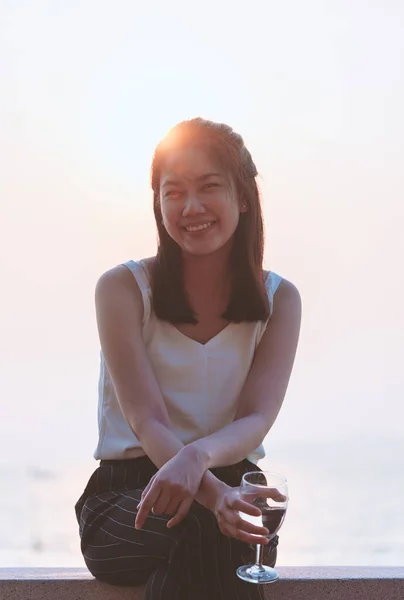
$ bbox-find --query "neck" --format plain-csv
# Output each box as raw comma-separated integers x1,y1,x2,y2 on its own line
182,244,232,294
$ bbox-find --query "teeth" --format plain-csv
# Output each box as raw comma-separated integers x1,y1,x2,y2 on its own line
185,221,215,232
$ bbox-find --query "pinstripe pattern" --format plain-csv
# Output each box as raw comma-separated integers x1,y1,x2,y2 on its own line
75,456,279,600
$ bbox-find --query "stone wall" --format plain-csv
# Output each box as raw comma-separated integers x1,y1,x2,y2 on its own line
1,567,403,600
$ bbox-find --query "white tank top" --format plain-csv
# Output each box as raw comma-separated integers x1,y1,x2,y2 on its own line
94,259,282,465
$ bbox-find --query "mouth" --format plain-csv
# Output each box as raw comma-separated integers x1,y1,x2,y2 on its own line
183,220,216,234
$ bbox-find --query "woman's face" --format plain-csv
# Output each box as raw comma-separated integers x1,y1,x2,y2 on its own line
159,144,245,256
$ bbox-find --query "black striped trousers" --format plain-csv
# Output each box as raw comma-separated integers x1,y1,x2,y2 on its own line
75,456,279,600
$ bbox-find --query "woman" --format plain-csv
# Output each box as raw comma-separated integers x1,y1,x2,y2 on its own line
75,118,302,600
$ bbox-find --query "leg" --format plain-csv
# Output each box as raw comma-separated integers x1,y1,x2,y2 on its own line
176,502,279,600
76,461,194,598
78,487,278,600
79,487,178,585
76,458,279,599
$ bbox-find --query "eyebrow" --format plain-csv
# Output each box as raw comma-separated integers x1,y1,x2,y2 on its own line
161,173,222,188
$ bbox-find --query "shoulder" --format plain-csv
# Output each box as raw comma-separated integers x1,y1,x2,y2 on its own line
270,277,302,322
263,270,300,312
95,257,155,316
95,264,138,298
96,257,156,292
254,276,301,358
263,268,300,306
94,267,142,328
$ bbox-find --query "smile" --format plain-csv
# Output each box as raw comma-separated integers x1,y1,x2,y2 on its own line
184,221,216,233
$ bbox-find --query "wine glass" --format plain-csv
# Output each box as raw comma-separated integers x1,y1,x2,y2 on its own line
236,471,288,584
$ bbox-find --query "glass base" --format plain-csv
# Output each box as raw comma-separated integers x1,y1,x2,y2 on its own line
237,564,279,584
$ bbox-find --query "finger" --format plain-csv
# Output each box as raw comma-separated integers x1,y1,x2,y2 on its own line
229,498,262,516
166,497,193,529
164,497,182,516
221,524,269,546
140,475,156,500
220,509,268,536
152,490,173,515
243,488,288,503
135,487,161,529
237,516,269,536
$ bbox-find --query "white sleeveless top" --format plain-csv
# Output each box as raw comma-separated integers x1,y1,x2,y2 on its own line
94,260,282,465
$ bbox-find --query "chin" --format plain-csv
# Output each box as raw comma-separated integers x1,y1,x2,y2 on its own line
182,239,231,257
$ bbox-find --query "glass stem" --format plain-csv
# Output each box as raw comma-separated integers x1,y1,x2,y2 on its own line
254,544,265,570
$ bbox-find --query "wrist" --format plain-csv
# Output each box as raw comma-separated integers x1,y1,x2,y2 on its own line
200,473,229,512
181,442,210,471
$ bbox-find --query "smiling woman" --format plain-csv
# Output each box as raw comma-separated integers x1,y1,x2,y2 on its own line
74,117,302,600
151,119,270,326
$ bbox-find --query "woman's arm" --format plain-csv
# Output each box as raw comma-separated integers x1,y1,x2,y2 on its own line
188,278,302,468
95,266,224,509
95,266,185,465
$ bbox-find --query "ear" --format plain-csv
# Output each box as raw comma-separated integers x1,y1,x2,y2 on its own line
240,202,248,213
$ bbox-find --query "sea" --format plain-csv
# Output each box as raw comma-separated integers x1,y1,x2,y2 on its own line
1,435,403,568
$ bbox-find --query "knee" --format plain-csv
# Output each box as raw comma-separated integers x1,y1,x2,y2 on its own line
83,550,151,587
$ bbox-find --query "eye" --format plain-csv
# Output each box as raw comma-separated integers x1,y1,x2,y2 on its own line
202,183,219,191
165,190,182,199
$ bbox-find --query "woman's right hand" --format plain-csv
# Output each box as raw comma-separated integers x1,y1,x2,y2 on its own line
135,445,209,530
213,487,270,546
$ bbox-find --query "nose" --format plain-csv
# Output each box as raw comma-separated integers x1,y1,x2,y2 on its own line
182,194,206,217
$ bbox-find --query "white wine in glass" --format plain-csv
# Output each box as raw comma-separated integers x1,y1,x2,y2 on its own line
237,471,288,584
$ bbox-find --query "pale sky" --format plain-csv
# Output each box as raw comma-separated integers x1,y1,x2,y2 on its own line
1,1,403,464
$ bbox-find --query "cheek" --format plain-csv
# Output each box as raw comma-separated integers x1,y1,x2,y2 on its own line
220,199,241,229
160,202,180,233
228,213,241,236
159,199,170,221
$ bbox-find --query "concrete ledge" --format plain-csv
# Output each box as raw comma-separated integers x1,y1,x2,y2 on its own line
1,567,404,600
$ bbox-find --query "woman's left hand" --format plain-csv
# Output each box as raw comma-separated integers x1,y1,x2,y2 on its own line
135,445,208,530
213,485,286,545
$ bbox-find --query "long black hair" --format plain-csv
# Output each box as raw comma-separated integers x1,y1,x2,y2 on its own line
150,118,270,324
